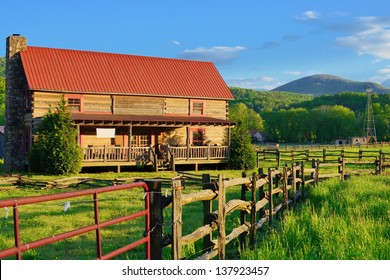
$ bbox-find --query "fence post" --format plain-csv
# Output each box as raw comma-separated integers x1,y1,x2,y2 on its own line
258,168,266,219
239,171,247,249
323,148,326,163
202,174,214,252
314,160,320,185
338,157,345,181
301,161,306,202
249,172,257,248
282,167,289,210
379,150,384,175
268,168,274,229
277,150,281,168
217,174,226,260
171,179,183,260
311,159,317,186
291,163,297,206
145,179,163,260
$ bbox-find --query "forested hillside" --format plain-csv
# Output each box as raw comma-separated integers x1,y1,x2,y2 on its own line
229,87,313,112
271,74,390,96
229,87,390,143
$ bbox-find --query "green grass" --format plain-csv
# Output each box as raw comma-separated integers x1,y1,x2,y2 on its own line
241,175,390,260
1,158,389,260
0,169,247,260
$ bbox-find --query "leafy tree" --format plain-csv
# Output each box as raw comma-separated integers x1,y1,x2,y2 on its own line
229,103,264,131
0,57,5,78
29,95,82,174
311,105,356,142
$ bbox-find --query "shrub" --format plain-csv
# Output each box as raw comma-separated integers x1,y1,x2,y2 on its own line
229,125,256,170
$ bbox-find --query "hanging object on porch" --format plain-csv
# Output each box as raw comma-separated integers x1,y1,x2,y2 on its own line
96,128,116,138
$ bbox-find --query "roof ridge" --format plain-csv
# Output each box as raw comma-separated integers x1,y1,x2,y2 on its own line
25,45,214,64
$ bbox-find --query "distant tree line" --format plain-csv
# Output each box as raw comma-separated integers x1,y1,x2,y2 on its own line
229,88,390,143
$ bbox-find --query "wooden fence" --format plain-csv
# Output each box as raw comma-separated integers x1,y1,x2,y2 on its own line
257,148,389,175
146,156,367,260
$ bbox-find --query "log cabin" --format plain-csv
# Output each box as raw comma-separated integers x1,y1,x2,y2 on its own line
4,35,235,172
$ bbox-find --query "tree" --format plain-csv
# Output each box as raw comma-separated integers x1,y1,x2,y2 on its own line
228,103,257,169
29,95,83,174
229,125,256,170
229,103,264,131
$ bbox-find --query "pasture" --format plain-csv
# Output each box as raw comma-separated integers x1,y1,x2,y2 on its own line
241,175,390,260
0,145,389,260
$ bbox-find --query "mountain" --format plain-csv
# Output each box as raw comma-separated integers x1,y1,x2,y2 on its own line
271,74,390,96
381,79,390,88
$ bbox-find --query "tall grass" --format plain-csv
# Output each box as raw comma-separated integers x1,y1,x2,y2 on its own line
241,175,390,260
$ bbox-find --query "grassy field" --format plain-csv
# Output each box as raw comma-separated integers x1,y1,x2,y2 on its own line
0,146,389,260
241,175,390,260
0,169,246,260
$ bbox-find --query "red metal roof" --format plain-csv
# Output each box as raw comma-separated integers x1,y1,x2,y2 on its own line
20,46,234,100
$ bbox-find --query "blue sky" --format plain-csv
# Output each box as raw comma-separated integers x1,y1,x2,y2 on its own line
2,0,390,90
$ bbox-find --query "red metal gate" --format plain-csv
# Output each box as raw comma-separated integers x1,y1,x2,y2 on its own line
0,182,151,260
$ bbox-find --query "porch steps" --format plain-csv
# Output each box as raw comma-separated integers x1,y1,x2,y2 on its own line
156,159,172,172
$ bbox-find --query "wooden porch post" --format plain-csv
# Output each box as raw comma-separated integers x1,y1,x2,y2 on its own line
76,125,81,145
128,125,132,162
186,127,190,160
227,127,231,159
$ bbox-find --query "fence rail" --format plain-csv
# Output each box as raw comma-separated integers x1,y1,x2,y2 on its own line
1,154,388,260
257,148,389,174
0,182,151,260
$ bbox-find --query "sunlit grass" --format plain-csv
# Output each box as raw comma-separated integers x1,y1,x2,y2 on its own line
241,175,390,260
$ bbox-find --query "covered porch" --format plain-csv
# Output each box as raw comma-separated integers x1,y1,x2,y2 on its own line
73,113,234,172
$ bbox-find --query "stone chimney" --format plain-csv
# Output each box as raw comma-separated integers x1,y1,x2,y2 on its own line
6,34,27,59
4,34,28,172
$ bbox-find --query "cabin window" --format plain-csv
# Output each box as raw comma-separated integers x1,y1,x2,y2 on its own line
191,128,206,146
131,135,149,147
191,100,205,115
67,98,81,112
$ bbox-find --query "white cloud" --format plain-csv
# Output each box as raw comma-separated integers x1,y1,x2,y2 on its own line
336,16,390,59
284,71,303,76
172,40,181,46
369,66,390,84
378,68,390,75
179,46,246,64
294,10,320,21
225,76,278,90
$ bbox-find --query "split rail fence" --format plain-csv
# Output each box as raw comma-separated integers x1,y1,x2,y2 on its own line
152,158,353,260
1,156,387,260
257,148,389,175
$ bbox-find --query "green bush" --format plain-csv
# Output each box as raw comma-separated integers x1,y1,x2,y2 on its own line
29,96,82,175
229,125,256,170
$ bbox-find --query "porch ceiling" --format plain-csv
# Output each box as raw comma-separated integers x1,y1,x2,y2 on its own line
72,113,235,127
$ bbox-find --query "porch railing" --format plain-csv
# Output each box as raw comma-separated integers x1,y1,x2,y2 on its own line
82,145,229,162
169,145,229,160
83,146,150,162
